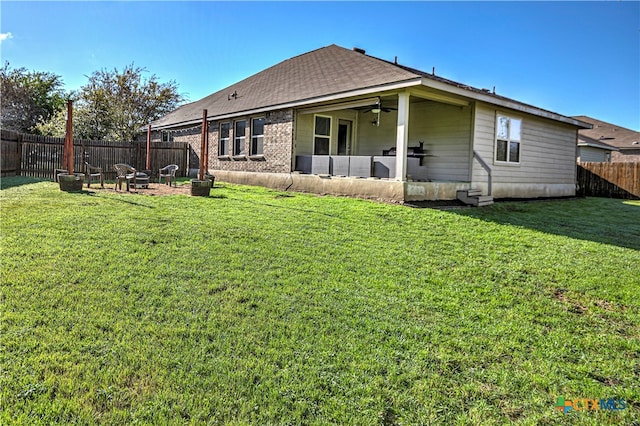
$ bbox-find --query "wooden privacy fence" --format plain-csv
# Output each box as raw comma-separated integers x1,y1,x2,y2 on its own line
1,130,188,180
577,162,640,199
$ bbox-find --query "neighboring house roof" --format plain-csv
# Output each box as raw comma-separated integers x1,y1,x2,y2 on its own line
152,44,590,130
577,134,619,151
573,115,640,150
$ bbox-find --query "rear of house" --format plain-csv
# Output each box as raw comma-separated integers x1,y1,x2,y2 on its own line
151,45,589,202
574,116,640,163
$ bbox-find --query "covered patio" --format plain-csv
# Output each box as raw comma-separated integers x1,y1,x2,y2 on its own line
293,89,477,188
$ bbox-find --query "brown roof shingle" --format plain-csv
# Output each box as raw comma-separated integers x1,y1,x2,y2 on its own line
152,45,420,128
573,115,640,149
153,44,589,130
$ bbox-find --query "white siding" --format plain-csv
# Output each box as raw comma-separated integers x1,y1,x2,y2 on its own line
295,113,314,155
472,102,578,194
295,110,358,156
578,147,608,163
356,110,398,155
408,101,472,181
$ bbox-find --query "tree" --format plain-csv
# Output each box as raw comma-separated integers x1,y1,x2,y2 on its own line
0,62,66,133
74,64,185,141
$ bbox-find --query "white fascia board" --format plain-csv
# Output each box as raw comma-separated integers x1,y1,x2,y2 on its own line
577,141,620,151
419,77,590,128
152,79,424,130
407,87,469,107
297,97,380,115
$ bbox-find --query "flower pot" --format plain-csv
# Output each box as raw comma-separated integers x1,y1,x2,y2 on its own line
58,173,85,192
190,179,211,197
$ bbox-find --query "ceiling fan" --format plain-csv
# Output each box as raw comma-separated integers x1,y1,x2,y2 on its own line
362,97,397,114
363,97,397,126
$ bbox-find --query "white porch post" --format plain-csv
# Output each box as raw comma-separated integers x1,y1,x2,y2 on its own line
395,91,410,181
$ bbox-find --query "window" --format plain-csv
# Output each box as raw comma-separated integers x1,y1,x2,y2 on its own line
234,120,246,156
314,115,331,155
250,117,265,156
219,122,230,155
161,131,173,142
495,115,522,163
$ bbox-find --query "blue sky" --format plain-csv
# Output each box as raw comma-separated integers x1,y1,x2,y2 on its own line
2,1,639,130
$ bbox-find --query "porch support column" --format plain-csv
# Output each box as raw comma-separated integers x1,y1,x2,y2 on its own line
395,91,410,181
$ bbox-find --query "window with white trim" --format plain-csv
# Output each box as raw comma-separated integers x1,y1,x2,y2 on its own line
219,122,230,155
234,120,247,156
495,115,521,163
250,117,265,156
314,115,331,155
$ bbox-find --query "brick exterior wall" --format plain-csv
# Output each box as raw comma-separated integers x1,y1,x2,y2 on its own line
611,149,640,163
167,109,294,175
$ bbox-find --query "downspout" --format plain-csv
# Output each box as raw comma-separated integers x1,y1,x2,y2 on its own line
473,150,492,196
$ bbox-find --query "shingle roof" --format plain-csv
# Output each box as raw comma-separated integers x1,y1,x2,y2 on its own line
152,45,421,129
577,134,619,151
152,44,589,130
573,116,640,149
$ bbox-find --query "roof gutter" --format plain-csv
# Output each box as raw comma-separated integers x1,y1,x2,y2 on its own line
578,140,620,151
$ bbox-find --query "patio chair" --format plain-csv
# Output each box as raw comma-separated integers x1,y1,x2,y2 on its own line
113,163,136,191
85,162,104,188
159,164,179,187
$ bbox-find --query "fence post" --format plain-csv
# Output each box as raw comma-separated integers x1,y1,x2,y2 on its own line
183,143,188,177
16,133,23,176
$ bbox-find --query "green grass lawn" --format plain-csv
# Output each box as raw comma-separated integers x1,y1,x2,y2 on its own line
1,176,638,425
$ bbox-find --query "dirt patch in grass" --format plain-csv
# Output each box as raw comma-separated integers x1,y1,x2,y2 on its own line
552,288,588,314
89,182,192,196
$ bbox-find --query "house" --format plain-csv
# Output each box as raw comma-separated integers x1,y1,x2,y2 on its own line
573,116,640,163
151,44,591,203
576,135,618,163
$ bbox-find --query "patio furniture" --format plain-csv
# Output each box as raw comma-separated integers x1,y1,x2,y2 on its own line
113,163,136,191
129,172,150,189
159,164,179,187
84,162,104,188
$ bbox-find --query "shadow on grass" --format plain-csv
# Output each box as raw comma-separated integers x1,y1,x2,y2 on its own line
100,193,156,208
229,197,345,219
0,176,49,190
449,197,640,251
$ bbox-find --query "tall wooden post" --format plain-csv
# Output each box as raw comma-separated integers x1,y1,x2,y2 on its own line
63,99,74,174
199,109,208,181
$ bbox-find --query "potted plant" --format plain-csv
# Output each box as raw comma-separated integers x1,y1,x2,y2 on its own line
191,108,213,197
58,173,85,192
59,99,84,192
190,178,212,197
